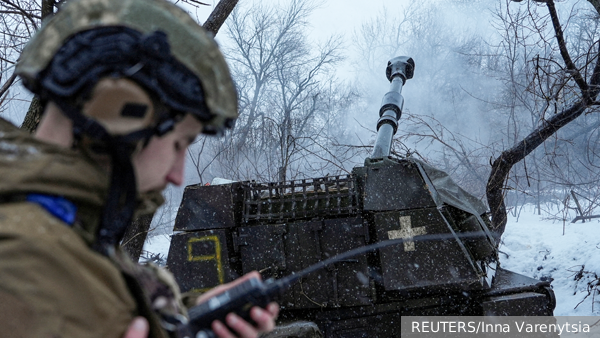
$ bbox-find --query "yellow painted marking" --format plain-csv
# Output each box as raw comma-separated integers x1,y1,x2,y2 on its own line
387,216,426,252
187,235,225,292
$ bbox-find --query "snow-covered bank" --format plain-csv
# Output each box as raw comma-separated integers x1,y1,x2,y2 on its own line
141,234,172,266
500,205,600,316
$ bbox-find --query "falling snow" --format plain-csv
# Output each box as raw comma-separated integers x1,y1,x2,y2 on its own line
144,203,600,315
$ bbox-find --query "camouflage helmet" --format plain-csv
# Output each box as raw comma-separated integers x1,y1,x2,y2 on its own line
16,0,239,251
16,0,238,135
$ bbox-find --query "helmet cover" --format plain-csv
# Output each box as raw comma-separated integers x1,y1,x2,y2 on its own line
17,0,238,134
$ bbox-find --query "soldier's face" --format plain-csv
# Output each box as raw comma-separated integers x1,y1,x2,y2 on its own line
132,114,203,192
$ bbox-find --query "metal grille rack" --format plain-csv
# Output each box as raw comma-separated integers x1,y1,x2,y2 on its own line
242,174,358,223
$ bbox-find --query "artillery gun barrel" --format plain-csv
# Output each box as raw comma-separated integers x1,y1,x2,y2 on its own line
370,56,414,159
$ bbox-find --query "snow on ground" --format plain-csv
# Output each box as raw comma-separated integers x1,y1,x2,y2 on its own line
500,204,600,316
144,203,600,315
141,234,172,266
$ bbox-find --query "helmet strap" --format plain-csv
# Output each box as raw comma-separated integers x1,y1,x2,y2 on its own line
94,136,138,255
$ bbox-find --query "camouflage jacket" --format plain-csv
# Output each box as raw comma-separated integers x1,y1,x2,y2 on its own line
0,118,183,338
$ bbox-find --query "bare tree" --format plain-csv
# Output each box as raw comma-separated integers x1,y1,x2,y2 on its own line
224,0,318,149
0,0,48,117
192,0,358,184
0,0,58,132
486,0,600,241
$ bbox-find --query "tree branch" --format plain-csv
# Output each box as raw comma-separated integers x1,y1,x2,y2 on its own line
0,72,17,99
547,0,591,103
182,0,210,6
0,10,40,18
203,0,239,36
486,50,600,241
587,0,600,14
19,0,54,134
485,1,600,242
0,0,39,30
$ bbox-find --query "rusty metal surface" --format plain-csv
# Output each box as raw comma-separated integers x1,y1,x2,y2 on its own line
173,183,243,231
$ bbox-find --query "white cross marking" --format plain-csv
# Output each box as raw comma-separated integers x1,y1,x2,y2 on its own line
387,216,427,252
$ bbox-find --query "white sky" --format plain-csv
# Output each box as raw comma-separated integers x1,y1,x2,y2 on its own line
180,0,405,44
301,0,403,37
185,0,401,27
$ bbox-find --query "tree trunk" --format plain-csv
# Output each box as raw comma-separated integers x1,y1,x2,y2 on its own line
486,0,600,243
20,96,43,133
202,0,239,35
487,75,600,242
121,213,154,261
41,0,54,19
20,0,55,133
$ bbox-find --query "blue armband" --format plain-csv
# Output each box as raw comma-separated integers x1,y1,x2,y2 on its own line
26,193,77,225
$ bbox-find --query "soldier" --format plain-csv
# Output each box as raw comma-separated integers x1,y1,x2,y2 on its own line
0,0,278,337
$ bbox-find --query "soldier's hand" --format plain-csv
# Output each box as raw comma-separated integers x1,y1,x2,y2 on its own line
123,317,149,338
196,271,280,338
